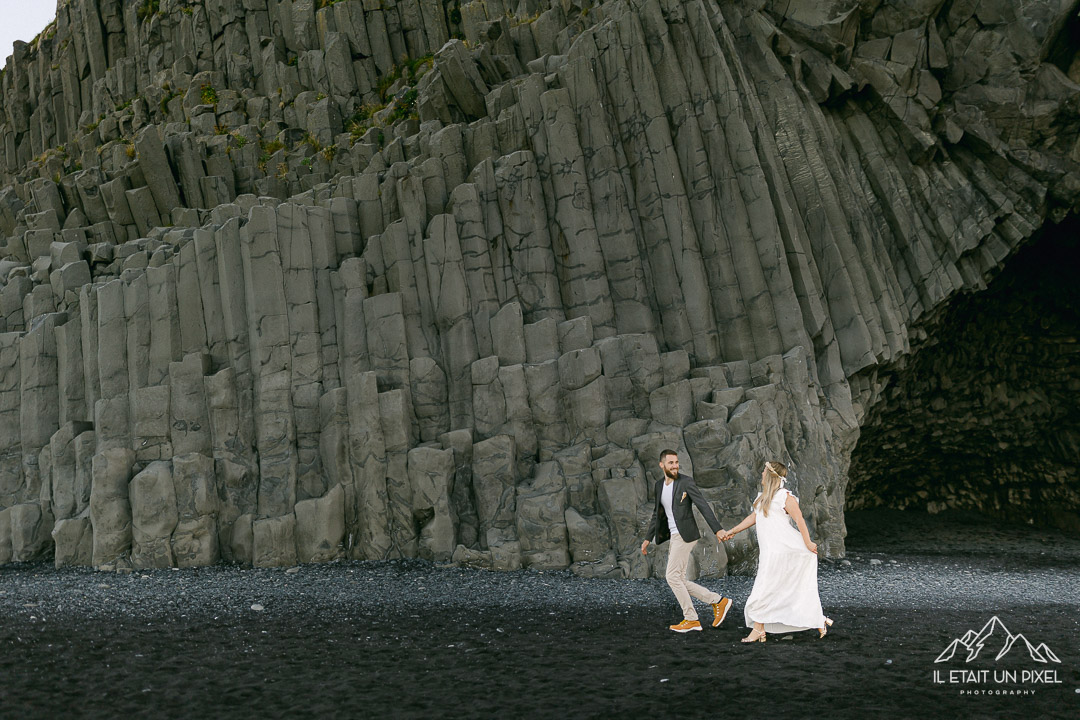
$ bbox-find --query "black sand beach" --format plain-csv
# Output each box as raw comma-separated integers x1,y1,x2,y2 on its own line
2,510,1078,719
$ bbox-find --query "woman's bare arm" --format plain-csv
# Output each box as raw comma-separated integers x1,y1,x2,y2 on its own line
785,494,817,554
723,512,757,540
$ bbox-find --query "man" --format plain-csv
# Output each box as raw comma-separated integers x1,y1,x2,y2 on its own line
641,449,732,633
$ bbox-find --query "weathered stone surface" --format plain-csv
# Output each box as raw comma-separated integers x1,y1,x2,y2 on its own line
173,515,219,569
252,514,298,568
558,317,593,354
451,543,492,570
89,447,135,567
438,428,478,548
524,359,568,458
295,484,345,563
597,334,663,418
472,434,517,548
433,39,489,121
73,430,95,516
515,462,569,569
557,347,601,391
597,474,649,579
319,387,351,491
55,318,87,426
559,443,598,514
346,371,391,560
133,385,171,463
49,420,93,521
564,506,612,564
10,503,53,561
228,514,255,566
50,261,91,300
566,376,608,446
242,206,297,518
171,453,219,567
0,0,1076,574
490,302,526,365
0,508,10,564
407,445,456,561
727,400,762,437
363,292,410,390
95,280,129,451
204,366,257,547
169,353,213,456
409,357,449,442
381,388,418,558
129,461,178,569
494,151,564,323
135,126,182,218
52,516,93,567
126,187,163,237
20,313,63,453
524,317,559,364
682,420,734,490
649,381,694,428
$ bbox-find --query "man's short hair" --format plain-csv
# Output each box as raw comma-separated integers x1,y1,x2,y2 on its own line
659,449,678,461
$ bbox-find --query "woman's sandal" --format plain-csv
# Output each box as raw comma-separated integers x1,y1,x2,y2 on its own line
741,627,767,643
819,617,834,639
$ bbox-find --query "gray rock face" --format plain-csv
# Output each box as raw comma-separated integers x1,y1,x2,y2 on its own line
472,433,518,554
0,0,1076,572
295,484,345,563
89,448,135,567
52,516,93,567
515,461,569,569
10,503,53,561
0,508,10,564
171,453,219,568
564,506,611,564
407,445,456,561
129,461,178,569
253,514,298,568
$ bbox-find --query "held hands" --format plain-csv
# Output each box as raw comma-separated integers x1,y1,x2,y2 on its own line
717,529,735,542
641,540,650,556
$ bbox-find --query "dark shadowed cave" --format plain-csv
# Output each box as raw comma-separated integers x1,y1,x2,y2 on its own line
847,215,1080,530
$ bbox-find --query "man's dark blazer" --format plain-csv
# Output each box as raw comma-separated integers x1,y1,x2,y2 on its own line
645,473,723,545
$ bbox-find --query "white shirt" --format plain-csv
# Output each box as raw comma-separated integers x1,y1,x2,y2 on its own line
661,480,679,536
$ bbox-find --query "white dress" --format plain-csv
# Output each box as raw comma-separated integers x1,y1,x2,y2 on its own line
743,486,827,633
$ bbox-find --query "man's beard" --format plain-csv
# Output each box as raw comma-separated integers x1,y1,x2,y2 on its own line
664,467,678,480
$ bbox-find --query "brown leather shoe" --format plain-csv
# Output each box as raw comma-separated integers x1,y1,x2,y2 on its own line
669,619,702,633
711,597,732,627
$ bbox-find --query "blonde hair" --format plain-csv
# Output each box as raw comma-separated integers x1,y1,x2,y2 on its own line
753,461,788,517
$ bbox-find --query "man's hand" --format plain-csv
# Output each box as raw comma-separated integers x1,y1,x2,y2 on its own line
641,540,650,556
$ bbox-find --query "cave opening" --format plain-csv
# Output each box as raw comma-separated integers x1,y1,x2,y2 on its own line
846,214,1080,532
1048,5,1080,83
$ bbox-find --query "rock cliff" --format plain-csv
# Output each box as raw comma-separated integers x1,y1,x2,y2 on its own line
1,0,1077,574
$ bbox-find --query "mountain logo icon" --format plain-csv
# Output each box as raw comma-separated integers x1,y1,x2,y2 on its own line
935,616,1062,664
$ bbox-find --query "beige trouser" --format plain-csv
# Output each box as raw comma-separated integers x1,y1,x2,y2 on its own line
666,533,722,621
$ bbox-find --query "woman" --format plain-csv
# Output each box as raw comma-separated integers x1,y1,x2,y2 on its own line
722,461,832,643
